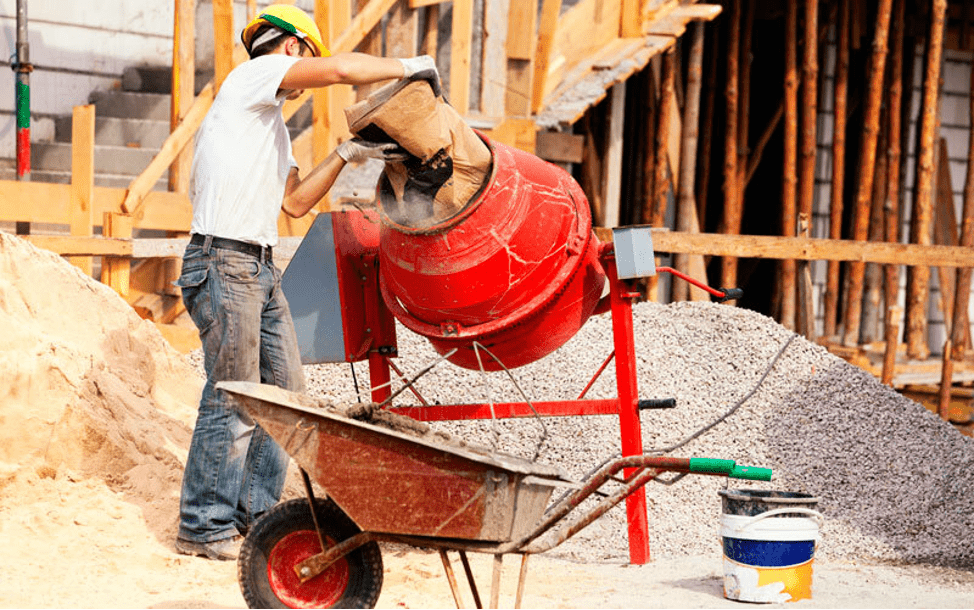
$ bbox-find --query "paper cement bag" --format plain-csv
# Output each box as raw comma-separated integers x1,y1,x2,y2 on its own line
345,76,492,229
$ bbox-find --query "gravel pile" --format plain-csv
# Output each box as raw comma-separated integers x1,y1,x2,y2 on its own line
189,301,974,568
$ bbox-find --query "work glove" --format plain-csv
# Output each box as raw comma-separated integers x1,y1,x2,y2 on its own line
398,55,443,97
336,138,409,164
398,55,437,79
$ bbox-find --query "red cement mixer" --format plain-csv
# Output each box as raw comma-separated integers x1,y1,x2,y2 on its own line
377,136,606,371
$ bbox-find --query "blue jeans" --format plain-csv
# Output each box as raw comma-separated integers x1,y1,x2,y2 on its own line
176,241,305,543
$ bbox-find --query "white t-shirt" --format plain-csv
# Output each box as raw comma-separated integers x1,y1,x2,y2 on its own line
189,54,302,248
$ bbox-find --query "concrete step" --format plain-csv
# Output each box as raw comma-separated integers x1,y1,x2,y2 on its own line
89,89,172,121
31,141,166,178
54,115,171,149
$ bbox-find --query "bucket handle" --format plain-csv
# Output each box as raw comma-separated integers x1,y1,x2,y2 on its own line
732,507,824,530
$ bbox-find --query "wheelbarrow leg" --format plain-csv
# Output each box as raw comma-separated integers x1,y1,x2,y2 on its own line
459,551,483,609
440,549,467,609
515,554,529,610
490,555,503,609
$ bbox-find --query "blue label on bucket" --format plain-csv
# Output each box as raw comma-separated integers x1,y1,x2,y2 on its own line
723,537,815,568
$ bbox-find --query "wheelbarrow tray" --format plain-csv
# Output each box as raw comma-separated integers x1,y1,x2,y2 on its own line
218,381,572,542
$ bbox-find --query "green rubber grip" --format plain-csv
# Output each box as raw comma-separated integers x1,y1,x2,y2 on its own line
689,458,736,475
729,465,773,481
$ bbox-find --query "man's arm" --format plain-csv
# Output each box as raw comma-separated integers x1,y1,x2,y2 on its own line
280,151,345,218
280,53,404,91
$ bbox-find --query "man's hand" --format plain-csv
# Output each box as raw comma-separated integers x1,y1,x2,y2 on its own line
336,138,409,164
398,55,437,79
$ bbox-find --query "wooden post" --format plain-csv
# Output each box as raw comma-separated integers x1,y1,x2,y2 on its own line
481,0,510,118
652,50,676,228
797,213,814,338
907,0,947,360
450,0,474,115
884,0,906,333
312,0,334,212
532,0,561,115
798,0,818,225
736,0,754,204
357,17,383,101
720,0,740,292
603,82,626,229
505,0,535,118
212,0,234,94
951,53,974,360
422,3,439,57
675,23,707,302
934,138,960,328
825,0,850,338
100,212,133,297
881,305,902,386
696,25,718,230
169,0,194,194
939,339,954,420
641,64,658,227
69,104,95,276
862,128,890,342
842,0,893,347
780,0,798,330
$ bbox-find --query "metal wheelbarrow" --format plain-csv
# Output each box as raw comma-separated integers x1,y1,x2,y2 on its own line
218,381,772,609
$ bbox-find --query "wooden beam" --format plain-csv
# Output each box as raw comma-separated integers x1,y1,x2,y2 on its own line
169,0,195,194
952,47,974,359
535,131,583,163
22,236,133,257
781,0,798,329
907,0,948,360
652,50,676,228
69,104,96,276
720,0,741,289
639,231,974,267
481,0,510,118
387,0,419,57
212,0,234,94
408,0,446,7
825,0,850,337
100,212,133,297
602,82,626,228
313,0,334,168
843,0,893,346
421,3,439,56
933,138,960,329
621,0,641,37
450,0,474,114
532,0,562,114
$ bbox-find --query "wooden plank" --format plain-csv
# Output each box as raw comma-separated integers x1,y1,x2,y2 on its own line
602,82,626,228
532,0,562,114
505,0,537,117
621,0,641,37
1,180,192,232
22,236,133,257
313,0,334,167
100,212,133,297
481,0,509,118
69,104,96,276
421,3,439,56
934,138,960,327
388,0,419,57
535,131,583,163
594,230,974,268
169,0,195,194
450,0,474,114
544,0,621,105
408,0,446,7
212,0,234,93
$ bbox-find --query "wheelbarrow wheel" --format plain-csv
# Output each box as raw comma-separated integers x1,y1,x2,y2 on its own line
238,497,383,609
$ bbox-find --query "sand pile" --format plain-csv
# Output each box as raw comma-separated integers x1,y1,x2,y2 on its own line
0,232,202,530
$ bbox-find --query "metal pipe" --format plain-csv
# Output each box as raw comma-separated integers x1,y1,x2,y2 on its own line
14,0,32,182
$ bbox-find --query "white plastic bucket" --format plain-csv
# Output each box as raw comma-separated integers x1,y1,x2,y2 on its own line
718,490,822,603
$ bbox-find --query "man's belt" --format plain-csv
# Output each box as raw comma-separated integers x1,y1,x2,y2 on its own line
190,234,272,261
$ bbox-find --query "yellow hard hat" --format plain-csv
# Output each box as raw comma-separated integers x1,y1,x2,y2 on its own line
241,4,329,58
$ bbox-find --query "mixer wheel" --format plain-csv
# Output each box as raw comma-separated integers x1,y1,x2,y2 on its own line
238,498,383,609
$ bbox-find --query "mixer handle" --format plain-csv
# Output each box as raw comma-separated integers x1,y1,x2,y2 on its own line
656,266,742,303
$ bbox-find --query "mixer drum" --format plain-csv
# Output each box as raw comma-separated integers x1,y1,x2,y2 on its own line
378,137,607,371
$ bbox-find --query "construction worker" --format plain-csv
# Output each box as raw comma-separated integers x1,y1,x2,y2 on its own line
174,4,434,561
